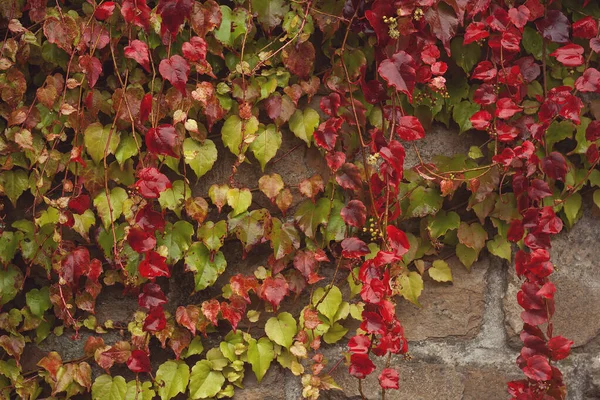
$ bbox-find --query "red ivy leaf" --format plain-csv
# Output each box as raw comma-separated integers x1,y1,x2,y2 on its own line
535,10,570,44
348,335,371,354
336,163,362,190
68,194,90,215
138,283,167,309
257,275,289,309
572,16,597,39
136,204,165,232
182,37,208,62
121,0,151,31
325,151,346,172
201,300,220,327
314,118,342,151
230,274,258,303
495,98,523,119
139,251,170,278
283,41,315,79
293,250,323,284
575,68,600,92
143,306,167,332
220,296,246,332
378,51,417,102
135,167,172,199
341,200,367,228
541,152,568,181
425,2,459,56
349,353,376,379
470,110,492,130
124,40,151,72
548,336,573,361
159,55,190,96
127,227,157,253
379,368,399,390
360,311,385,334
140,93,152,124
126,350,151,373
386,225,410,258
146,124,180,157
157,0,193,37
395,116,425,141
79,55,102,88
464,22,489,45
586,120,600,141
341,237,370,259
94,2,115,20
522,355,552,381
550,44,584,67
61,247,90,288
177,305,201,334
508,6,530,30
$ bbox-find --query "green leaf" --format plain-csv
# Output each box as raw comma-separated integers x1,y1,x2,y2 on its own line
0,265,23,307
265,312,297,349
184,336,204,359
0,169,29,207
546,121,574,151
249,124,282,171
323,322,348,344
84,123,120,164
92,375,127,400
486,235,512,261
427,211,460,239
468,146,484,160
197,221,228,252
125,381,155,400
563,192,582,228
456,243,479,270
72,209,96,240
35,207,59,227
183,138,218,179
94,187,128,230
158,180,190,217
185,242,227,292
457,222,488,252
428,260,453,282
407,187,443,218
226,188,252,216
221,115,259,155
398,271,423,306
594,189,600,209
0,231,21,266
271,218,300,260
323,199,346,243
26,287,51,317
452,101,479,134
252,0,289,31
451,37,481,73
228,209,271,253
156,360,190,400
214,6,248,47
294,198,330,238
115,133,140,166
157,221,194,264
247,337,274,383
522,26,543,60
312,286,342,324
288,108,319,146
189,360,225,399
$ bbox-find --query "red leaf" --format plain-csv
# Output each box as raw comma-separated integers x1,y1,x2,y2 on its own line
395,116,425,141
360,311,385,334
89,259,103,282
68,194,90,214
139,251,170,278
586,120,600,141
508,6,530,29
341,200,367,228
360,278,385,303
495,98,523,119
386,225,410,258
471,61,497,82
320,93,342,117
507,220,524,242
473,83,497,105
424,3,459,56
341,237,370,259
182,37,207,62
283,41,315,79
379,368,399,389
257,275,289,309
325,151,346,172
143,306,167,332
523,355,552,381
127,227,156,253
146,124,180,157
159,55,190,96
348,335,371,354
135,167,172,199
379,141,405,178
548,336,573,361
135,204,165,232
591,38,600,53
94,2,115,20
501,31,521,52
293,251,323,284
527,179,552,202
157,0,193,37
378,51,416,102
220,296,245,331
336,163,362,190
230,274,258,303
124,40,151,72
550,44,584,67
464,22,489,45
587,143,599,164
537,282,556,299
575,68,600,93
200,300,220,327
62,247,90,288
314,118,342,151
420,44,440,65
535,10,570,44
121,0,151,30
573,16,598,39
431,61,447,76
470,110,492,130
541,152,567,181
127,350,151,373
349,353,376,379
138,283,167,309
79,55,102,88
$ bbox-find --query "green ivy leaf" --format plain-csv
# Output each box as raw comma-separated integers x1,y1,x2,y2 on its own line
322,322,348,344
157,221,194,264
184,336,204,359
26,287,51,317
457,222,488,251
226,188,252,216
197,221,228,252
522,26,543,60
0,231,21,266
288,108,319,146
427,211,460,239
189,360,225,399
451,37,481,73
92,375,127,400
114,133,140,166
594,189,600,209
271,218,300,260
158,180,190,217
125,381,155,400
185,242,227,292
265,312,297,349
155,360,190,400
428,260,453,282
214,6,248,47
323,199,346,243
563,192,582,228
456,243,479,270
183,138,218,179
398,271,423,306
249,124,282,171
0,169,29,207
312,286,343,324
228,209,271,253
84,123,120,165
247,337,274,383
252,0,289,32
221,115,259,155
452,101,479,134
546,121,574,151
407,187,443,218
94,187,128,230
0,265,23,307
294,198,330,238
72,209,96,240
486,235,512,261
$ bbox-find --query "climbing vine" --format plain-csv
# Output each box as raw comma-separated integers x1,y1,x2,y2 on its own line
0,0,598,398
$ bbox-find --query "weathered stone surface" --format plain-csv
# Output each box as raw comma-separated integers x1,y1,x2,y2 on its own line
396,256,490,341
503,202,600,347
233,364,288,400
461,365,522,400
94,285,140,326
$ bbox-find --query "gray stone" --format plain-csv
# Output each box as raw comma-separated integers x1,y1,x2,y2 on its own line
396,256,490,341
